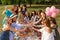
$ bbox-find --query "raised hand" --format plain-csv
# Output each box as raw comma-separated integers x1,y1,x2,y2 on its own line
2,24,10,31
16,31,20,36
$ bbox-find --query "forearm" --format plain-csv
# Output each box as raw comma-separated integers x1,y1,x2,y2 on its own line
21,24,31,27
2,10,5,15
19,27,27,32
33,19,41,25
32,27,39,32
9,27,18,32
2,25,19,32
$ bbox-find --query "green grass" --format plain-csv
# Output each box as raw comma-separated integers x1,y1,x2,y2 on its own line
0,5,60,32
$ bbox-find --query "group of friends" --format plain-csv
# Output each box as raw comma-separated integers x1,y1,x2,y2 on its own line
0,5,60,40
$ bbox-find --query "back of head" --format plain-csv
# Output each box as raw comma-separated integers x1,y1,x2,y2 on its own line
44,19,51,27
43,18,52,33
48,17,57,25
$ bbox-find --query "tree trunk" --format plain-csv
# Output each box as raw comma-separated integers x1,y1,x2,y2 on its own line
30,0,32,7
18,0,21,7
51,0,55,5
30,3,31,7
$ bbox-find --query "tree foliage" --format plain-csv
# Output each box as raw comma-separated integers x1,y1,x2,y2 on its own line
0,0,60,5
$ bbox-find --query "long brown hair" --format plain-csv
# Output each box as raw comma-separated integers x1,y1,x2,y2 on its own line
41,11,47,21
43,18,52,33
44,19,51,27
48,17,57,25
11,5,18,15
37,9,42,15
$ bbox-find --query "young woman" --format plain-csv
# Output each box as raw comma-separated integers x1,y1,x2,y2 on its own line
31,10,37,22
0,18,19,40
34,10,42,25
10,14,33,40
24,11,30,23
33,10,42,40
17,11,25,24
32,19,55,40
20,4,27,16
41,12,47,20
32,11,47,25
1,13,33,40
2,6,12,27
1,18,10,40
11,5,18,15
48,17,60,40
2,5,18,27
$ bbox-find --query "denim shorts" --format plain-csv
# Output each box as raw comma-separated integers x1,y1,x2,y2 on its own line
0,30,9,40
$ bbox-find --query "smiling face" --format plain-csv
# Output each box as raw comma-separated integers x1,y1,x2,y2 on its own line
25,11,29,17
14,6,18,12
41,12,46,20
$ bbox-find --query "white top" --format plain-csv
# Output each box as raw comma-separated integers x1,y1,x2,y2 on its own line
39,27,55,40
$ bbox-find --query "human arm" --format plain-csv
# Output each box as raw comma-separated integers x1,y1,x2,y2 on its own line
32,18,41,25
20,23,33,27
19,27,27,32
2,24,19,32
32,27,40,32
2,10,5,15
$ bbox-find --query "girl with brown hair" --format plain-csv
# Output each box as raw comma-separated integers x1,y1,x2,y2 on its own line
32,18,55,40
11,5,18,15
48,17,60,40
